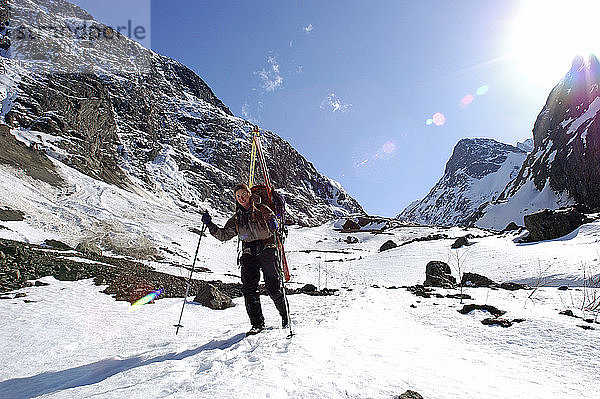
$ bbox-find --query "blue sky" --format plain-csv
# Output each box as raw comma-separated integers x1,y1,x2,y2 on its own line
71,0,599,217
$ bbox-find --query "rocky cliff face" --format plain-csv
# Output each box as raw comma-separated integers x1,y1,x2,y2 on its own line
398,138,526,226
0,0,363,226
475,55,600,230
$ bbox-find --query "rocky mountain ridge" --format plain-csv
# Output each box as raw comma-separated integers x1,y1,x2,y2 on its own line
0,0,363,227
398,138,527,226
475,55,600,230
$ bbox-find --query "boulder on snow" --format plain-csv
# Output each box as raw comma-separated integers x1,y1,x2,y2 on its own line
379,240,398,252
481,318,513,327
451,236,471,249
193,284,234,310
458,304,506,318
395,390,424,399
502,222,521,232
341,219,361,231
499,282,528,291
423,261,456,288
461,272,496,287
299,284,317,293
523,207,588,242
345,236,359,244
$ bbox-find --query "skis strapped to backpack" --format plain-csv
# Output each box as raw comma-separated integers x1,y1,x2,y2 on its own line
248,126,291,282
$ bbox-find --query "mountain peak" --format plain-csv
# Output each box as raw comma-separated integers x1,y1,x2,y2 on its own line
399,138,526,227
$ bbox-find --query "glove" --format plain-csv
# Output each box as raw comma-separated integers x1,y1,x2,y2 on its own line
201,211,212,225
267,218,278,232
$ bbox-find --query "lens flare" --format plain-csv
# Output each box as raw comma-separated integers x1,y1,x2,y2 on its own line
432,112,446,126
460,94,474,108
382,141,396,154
476,85,489,96
426,119,434,125
131,288,164,307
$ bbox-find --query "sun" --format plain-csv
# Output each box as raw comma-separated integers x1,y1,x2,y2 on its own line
509,0,600,89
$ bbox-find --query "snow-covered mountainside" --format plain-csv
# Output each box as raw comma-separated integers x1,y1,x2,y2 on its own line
398,138,527,226
0,0,363,227
476,55,600,230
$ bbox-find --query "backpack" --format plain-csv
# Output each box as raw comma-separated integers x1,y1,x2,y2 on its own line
251,184,286,225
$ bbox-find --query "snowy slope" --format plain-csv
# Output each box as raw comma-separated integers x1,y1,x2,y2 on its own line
399,138,527,226
1,212,600,398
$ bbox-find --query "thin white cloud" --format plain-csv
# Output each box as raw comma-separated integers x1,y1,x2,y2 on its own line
320,92,352,113
296,65,303,73
303,24,314,34
241,100,261,124
254,55,283,92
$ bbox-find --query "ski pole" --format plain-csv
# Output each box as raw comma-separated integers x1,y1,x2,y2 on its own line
276,229,293,338
174,222,207,335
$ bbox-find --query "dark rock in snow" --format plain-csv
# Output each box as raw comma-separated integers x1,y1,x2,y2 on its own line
424,261,456,288
345,236,359,244
578,325,595,330
458,304,506,318
523,207,588,242
451,236,471,249
291,286,338,296
379,240,398,252
34,280,49,286
461,272,496,288
299,284,317,293
446,293,473,300
400,234,448,247
558,286,569,291
395,390,424,399
499,282,528,291
481,318,513,327
193,284,234,310
502,222,520,232
559,310,577,318
0,206,25,222
406,285,435,298
342,219,361,231
44,240,72,251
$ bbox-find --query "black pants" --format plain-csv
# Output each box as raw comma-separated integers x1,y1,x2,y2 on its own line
240,246,287,327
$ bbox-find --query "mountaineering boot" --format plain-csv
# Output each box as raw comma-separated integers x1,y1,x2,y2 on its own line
281,312,289,329
246,324,265,336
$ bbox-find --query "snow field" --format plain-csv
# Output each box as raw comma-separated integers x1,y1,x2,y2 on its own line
1,276,598,398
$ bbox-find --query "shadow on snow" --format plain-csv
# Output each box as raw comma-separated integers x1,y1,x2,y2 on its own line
0,333,246,399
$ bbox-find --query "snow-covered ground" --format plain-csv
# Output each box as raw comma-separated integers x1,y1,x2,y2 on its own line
1,161,600,398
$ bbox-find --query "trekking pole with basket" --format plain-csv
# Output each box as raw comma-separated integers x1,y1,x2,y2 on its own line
174,222,207,335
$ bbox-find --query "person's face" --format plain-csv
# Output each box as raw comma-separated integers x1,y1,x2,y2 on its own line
235,189,251,209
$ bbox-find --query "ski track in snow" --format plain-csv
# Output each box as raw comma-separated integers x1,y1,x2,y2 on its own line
1,160,600,398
